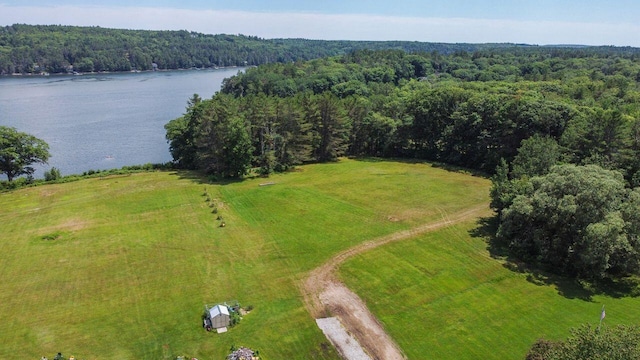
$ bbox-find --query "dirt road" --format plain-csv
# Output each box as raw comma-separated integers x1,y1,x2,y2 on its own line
301,204,490,360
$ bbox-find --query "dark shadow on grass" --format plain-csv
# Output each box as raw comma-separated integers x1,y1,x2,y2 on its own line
170,169,246,186
469,215,506,258
590,277,640,299
469,214,640,301
352,156,490,178
430,161,489,178
349,156,387,163
504,261,597,301
170,169,208,184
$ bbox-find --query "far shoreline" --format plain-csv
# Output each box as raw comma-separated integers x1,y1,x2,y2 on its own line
0,65,246,78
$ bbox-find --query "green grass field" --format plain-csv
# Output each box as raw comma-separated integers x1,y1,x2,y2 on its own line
0,159,489,360
10,157,636,360
339,219,640,359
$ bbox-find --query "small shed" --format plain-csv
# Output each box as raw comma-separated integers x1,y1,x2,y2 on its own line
208,304,230,329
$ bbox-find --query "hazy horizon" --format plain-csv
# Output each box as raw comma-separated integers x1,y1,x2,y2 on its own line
1,1,639,47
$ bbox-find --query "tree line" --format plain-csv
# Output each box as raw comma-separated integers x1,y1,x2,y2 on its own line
166,48,640,282
3,24,639,75
0,24,521,74
167,48,640,180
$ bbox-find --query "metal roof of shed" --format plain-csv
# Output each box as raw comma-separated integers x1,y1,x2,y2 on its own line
209,304,230,318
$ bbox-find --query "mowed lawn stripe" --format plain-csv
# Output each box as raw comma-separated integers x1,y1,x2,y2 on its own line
219,159,489,273
0,171,340,359
339,220,640,359
0,160,490,359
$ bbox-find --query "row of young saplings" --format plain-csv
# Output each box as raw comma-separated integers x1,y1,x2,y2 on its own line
203,187,225,227
201,189,261,359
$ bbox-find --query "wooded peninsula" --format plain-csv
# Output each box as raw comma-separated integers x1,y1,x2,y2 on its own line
2,24,639,74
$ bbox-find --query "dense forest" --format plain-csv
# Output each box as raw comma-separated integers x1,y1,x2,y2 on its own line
165,47,640,281
4,22,640,281
168,48,640,179
2,24,636,75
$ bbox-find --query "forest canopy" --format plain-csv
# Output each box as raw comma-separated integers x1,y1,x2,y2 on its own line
3,24,640,75
0,24,552,75
167,47,640,180
165,46,640,280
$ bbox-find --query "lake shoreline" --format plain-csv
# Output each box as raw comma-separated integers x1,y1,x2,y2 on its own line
1,68,244,180
0,66,244,79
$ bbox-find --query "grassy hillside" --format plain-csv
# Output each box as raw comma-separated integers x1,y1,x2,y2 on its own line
339,220,640,359
0,159,489,359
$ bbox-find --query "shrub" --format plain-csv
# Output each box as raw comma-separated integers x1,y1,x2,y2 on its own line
0,178,29,191
526,324,640,359
44,167,62,181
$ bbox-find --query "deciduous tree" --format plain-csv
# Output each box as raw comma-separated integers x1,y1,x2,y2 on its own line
511,134,561,179
526,325,640,360
0,126,50,182
498,164,639,279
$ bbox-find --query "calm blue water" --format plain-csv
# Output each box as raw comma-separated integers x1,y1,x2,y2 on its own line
0,68,242,179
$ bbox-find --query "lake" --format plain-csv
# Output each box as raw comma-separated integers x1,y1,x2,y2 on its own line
0,68,243,179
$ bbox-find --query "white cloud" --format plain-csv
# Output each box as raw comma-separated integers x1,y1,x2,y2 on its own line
0,4,638,46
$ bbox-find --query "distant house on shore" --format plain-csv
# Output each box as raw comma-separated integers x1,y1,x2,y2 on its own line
207,304,230,329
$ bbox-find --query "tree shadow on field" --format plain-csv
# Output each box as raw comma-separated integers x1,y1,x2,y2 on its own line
171,169,245,186
469,215,640,302
171,170,207,184
430,161,489,178
352,156,489,177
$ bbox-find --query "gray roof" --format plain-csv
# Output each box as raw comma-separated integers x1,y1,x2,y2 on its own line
209,304,230,318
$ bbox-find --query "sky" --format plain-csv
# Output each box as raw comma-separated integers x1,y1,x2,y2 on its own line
1,0,639,46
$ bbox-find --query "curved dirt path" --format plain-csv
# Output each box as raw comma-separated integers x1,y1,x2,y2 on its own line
301,204,490,360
